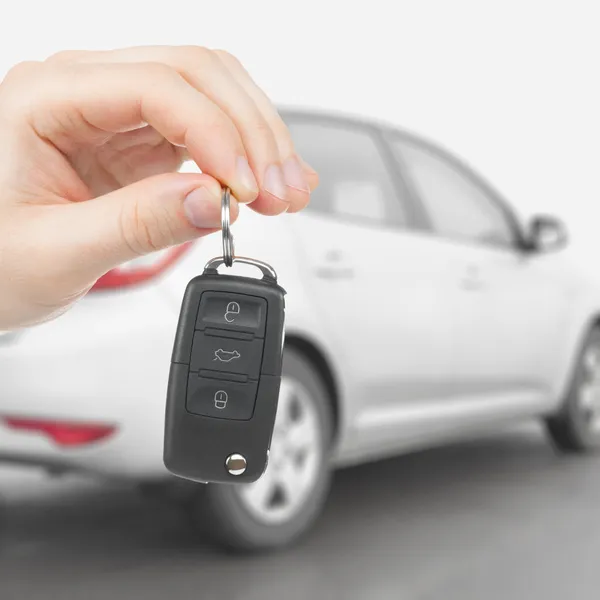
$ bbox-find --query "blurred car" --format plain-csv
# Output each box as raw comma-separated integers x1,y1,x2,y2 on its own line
2,109,600,552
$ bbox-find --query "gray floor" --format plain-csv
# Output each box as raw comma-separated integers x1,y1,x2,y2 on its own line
1,425,599,600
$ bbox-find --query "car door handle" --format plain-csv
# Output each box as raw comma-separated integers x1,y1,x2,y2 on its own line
314,266,355,280
460,265,484,290
314,250,355,280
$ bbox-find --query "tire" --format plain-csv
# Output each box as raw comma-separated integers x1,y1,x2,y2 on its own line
546,325,600,453
187,347,334,552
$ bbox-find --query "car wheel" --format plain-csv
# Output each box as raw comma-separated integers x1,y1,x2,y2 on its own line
546,326,600,453
187,347,333,552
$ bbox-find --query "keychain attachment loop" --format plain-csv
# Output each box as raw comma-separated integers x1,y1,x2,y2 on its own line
204,256,278,282
215,186,277,281
221,187,235,267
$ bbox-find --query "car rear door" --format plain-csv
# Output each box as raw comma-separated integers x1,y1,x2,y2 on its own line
390,134,569,408
284,115,466,439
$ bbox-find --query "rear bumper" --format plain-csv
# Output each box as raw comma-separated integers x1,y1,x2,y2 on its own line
0,285,177,479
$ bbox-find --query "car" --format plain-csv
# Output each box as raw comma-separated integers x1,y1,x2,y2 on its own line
1,109,600,552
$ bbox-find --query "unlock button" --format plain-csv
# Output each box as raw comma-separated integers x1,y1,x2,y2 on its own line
214,390,228,410
186,375,258,420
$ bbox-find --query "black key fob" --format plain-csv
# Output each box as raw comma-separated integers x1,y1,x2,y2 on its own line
164,256,285,484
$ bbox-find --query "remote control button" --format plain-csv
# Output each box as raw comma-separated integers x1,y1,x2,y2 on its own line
196,293,266,336
186,375,258,420
190,332,263,378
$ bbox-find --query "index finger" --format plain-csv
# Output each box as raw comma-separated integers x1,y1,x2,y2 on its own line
23,60,260,204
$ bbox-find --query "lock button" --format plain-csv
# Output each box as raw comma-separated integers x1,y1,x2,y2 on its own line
186,374,258,420
196,292,267,336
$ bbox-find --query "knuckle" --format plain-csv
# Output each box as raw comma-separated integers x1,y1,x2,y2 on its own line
119,200,146,256
201,114,238,147
119,193,179,255
177,45,217,69
137,62,184,100
213,49,241,68
143,60,178,81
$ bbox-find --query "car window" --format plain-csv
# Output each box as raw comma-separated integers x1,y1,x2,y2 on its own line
392,137,517,248
287,120,407,227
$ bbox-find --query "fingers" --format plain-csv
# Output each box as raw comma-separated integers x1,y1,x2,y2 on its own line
47,46,315,215
213,49,313,215
10,60,259,204
11,172,237,294
213,49,320,190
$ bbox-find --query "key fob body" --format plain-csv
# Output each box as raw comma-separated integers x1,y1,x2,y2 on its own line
164,265,285,484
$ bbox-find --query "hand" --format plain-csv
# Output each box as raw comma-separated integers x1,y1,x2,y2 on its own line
0,46,318,330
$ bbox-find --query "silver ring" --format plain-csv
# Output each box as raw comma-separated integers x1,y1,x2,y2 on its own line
204,256,277,282
221,187,235,267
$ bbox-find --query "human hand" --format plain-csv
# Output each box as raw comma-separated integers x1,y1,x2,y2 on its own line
0,46,317,330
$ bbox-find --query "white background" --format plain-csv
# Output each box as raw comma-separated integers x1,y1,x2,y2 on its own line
1,0,598,255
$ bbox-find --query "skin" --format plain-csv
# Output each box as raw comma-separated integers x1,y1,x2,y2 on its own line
0,45,318,330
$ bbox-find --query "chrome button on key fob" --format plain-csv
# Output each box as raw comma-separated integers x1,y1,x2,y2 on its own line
164,188,285,483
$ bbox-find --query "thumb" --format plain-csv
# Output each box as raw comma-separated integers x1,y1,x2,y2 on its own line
26,172,237,291
87,172,235,267
90,173,237,268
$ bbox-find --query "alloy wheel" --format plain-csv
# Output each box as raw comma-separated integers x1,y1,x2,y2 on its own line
578,345,600,434
237,376,322,525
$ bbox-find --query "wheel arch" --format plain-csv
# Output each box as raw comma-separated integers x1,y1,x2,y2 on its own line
284,333,342,443
553,311,600,410
589,313,600,331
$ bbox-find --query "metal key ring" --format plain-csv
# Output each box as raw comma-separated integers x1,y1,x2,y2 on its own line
221,187,235,267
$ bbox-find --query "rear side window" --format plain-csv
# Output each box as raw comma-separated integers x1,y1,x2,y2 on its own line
392,137,517,248
287,120,407,227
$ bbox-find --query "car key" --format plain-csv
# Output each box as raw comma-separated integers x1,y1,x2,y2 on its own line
164,188,285,483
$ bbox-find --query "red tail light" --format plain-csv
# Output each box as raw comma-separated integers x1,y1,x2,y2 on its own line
3,417,116,447
92,243,193,291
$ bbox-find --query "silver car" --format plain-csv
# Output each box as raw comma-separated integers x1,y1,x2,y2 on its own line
1,110,600,552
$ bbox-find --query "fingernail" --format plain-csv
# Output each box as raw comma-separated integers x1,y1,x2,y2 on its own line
183,186,222,229
263,164,288,202
282,156,310,193
236,156,259,196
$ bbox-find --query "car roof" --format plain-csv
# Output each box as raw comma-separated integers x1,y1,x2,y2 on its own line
278,106,461,166
279,106,415,139
279,106,523,231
